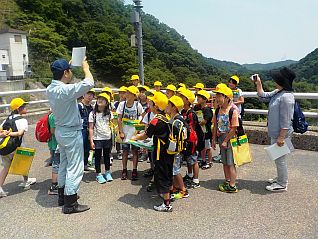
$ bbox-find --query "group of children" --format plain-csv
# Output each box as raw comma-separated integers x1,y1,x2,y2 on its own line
0,74,245,213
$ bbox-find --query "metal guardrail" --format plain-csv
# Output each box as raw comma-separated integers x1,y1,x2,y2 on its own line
0,89,317,118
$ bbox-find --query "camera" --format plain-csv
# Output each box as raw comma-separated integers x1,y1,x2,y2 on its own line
251,74,258,81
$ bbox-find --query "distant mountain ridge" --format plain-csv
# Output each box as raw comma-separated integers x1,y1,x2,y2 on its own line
242,60,298,72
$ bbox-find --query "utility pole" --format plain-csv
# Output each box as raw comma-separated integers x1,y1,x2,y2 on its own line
132,0,144,85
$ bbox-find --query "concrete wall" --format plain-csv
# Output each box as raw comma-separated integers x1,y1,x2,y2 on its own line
0,79,25,91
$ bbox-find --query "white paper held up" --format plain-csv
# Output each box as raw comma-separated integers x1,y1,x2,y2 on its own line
71,47,86,67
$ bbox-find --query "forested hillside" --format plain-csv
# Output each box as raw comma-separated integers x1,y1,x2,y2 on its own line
243,60,297,72
2,0,231,87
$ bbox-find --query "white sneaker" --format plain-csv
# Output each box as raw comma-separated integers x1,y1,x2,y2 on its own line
84,165,95,171
266,183,287,192
153,203,172,212
267,177,278,184
0,190,8,198
18,177,37,189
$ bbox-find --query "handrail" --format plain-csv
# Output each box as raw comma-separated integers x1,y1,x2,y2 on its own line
0,89,317,118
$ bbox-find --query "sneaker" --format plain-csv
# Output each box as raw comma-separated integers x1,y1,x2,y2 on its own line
202,162,212,170
190,182,201,189
18,177,37,189
266,183,287,192
96,174,107,184
146,181,154,192
218,181,230,191
153,203,172,212
131,170,138,181
128,153,133,159
138,154,148,162
121,169,128,180
267,177,278,184
48,184,58,195
183,174,193,184
213,154,222,162
220,184,238,193
143,169,154,178
171,190,189,200
104,171,113,182
84,165,95,172
0,191,8,198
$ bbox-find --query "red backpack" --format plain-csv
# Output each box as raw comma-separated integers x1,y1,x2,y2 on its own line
35,114,51,142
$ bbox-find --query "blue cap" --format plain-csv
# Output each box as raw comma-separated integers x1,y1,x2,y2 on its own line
50,59,72,74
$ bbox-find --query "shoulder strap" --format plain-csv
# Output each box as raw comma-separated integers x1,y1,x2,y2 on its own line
229,107,234,122
122,101,126,116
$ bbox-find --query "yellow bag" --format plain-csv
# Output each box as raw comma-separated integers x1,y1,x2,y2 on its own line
8,147,36,176
230,135,252,166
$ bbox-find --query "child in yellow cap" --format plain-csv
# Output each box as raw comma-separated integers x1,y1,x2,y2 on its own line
0,98,36,197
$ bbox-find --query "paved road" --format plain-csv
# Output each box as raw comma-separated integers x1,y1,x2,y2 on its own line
0,125,317,239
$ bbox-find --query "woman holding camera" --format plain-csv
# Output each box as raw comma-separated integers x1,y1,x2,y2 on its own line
254,67,295,192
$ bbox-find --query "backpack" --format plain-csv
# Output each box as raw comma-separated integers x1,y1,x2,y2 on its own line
292,102,308,134
35,114,51,142
215,106,245,137
182,109,203,156
167,115,189,155
0,115,23,155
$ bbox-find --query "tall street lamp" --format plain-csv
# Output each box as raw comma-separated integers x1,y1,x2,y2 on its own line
132,0,144,85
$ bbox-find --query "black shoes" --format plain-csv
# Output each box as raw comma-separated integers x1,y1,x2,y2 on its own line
63,194,90,214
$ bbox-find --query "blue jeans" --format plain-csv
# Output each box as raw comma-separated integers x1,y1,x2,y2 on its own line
55,128,84,196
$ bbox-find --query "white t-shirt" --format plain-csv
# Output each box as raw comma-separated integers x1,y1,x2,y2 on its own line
88,111,113,140
116,101,143,141
142,112,155,125
232,88,243,114
116,101,143,121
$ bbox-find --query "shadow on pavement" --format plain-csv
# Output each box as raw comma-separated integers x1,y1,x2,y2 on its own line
117,171,161,210
200,178,272,195
34,179,60,208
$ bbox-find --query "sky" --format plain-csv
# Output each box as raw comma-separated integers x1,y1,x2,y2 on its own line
125,0,318,64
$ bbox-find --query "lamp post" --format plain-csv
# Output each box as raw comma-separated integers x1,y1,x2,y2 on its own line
132,0,144,85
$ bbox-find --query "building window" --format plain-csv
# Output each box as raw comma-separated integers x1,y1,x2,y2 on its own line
2,55,5,59
14,35,22,43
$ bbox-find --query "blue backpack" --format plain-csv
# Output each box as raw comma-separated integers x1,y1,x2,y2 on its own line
293,102,308,134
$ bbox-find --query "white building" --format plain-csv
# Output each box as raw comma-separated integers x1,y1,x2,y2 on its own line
0,28,29,81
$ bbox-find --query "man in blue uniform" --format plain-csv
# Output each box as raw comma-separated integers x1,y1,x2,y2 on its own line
47,58,94,214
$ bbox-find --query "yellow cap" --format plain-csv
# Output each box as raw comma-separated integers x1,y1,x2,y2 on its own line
101,87,113,95
230,75,240,84
97,93,110,102
87,88,95,94
118,86,127,92
166,84,176,92
137,84,150,92
147,91,168,111
213,83,233,99
126,86,139,96
193,83,205,90
10,98,26,111
178,83,187,89
196,90,210,100
178,89,195,104
177,87,186,93
169,95,184,111
131,75,139,81
154,81,162,87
